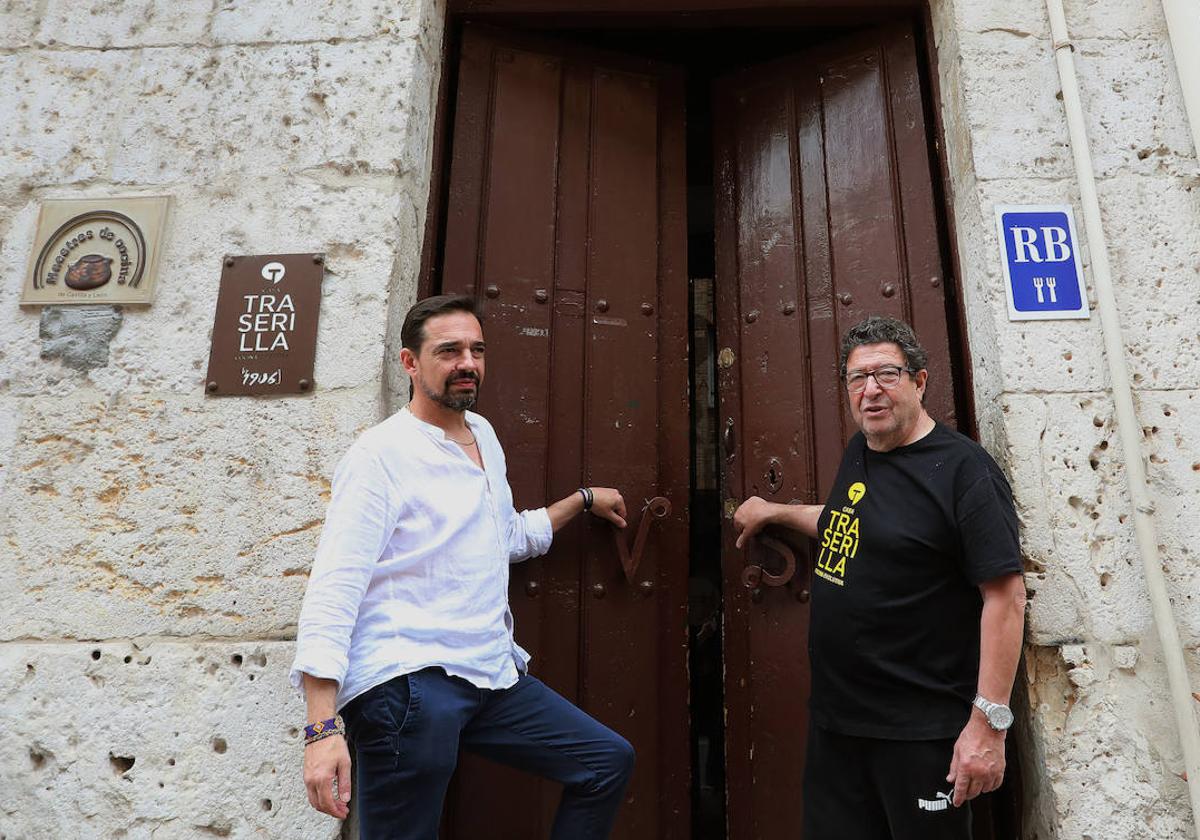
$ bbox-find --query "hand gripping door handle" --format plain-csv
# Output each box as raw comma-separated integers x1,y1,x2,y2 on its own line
741,534,797,589
613,496,672,584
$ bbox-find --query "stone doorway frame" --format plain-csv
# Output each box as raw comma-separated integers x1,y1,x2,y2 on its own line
387,2,1026,838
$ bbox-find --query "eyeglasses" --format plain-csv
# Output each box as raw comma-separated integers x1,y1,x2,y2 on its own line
844,364,914,394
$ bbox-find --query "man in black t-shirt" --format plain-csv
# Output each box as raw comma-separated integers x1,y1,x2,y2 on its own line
734,316,1026,840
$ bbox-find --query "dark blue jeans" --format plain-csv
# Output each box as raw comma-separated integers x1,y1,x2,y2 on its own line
341,667,635,840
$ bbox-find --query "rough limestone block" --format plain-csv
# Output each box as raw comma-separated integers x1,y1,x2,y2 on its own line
965,175,1200,396
211,0,419,45
0,0,41,48
107,38,421,186
957,0,1167,40
1012,393,1155,644
1075,37,1195,174
995,395,1084,644
387,14,443,181
382,171,434,409
956,32,1072,181
1010,387,1200,646
1136,388,1200,640
380,5,444,412
1098,176,1200,389
960,178,1110,394
1139,389,1200,499
992,318,1109,395
1018,645,1070,837
945,211,1009,410
946,0,1187,179
0,180,401,396
955,0,1046,38
0,386,382,640
0,50,121,186
928,1,975,180
0,196,17,260
0,641,340,840
955,31,1189,180
1029,642,1195,839
1066,0,1168,39
0,394,20,493
37,0,211,49
411,0,447,60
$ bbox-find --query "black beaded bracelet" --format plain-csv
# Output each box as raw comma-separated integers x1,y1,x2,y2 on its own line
578,487,594,512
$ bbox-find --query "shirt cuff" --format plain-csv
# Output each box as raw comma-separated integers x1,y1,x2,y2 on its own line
528,507,553,555
289,641,348,693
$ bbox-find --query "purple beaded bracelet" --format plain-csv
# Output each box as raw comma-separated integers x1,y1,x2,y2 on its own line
304,714,346,746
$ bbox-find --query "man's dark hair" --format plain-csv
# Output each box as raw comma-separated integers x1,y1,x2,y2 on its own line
839,315,928,375
400,294,480,353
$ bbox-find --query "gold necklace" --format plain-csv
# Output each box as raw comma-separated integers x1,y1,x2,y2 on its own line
447,432,477,446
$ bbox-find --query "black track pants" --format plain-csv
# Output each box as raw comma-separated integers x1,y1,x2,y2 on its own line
803,724,972,840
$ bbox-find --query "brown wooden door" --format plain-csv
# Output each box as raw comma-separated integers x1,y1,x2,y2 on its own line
713,23,959,839
438,24,691,839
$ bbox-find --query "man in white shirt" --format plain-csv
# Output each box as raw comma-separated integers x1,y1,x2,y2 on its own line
290,294,634,839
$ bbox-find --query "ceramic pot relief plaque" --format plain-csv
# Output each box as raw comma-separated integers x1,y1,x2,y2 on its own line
22,196,170,305
204,253,324,396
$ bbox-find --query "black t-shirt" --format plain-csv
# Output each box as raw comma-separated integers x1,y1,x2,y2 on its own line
809,422,1022,740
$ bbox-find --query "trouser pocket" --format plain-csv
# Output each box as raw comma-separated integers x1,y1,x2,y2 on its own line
343,673,418,759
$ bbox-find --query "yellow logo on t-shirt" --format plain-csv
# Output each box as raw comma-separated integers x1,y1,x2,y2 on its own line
816,483,865,586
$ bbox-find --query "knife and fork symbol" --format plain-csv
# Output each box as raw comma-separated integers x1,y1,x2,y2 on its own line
1033,276,1057,303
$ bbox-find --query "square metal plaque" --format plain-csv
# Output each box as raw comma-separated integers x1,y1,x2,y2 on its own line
22,196,171,305
204,254,325,397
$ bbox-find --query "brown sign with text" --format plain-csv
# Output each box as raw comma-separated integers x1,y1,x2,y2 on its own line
204,254,324,396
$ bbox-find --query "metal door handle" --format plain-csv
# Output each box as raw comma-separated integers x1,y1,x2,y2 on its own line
723,417,736,456
740,535,797,589
613,496,671,584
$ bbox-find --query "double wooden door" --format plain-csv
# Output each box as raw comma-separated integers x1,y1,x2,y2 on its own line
437,21,957,840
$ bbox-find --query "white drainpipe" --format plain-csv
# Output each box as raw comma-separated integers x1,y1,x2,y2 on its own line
1042,1,1200,836
1160,0,1200,161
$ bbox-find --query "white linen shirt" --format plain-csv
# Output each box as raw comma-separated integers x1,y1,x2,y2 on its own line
288,407,553,710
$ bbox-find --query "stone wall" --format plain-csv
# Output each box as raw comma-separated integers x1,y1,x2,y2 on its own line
931,0,1200,837
2,0,1198,838
0,1,445,837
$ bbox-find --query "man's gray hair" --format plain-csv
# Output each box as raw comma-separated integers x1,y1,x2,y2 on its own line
839,315,929,375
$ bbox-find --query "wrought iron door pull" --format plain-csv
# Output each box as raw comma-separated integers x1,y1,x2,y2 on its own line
613,496,671,584
741,535,797,589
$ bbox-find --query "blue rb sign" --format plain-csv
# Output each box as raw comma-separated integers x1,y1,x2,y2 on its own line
994,205,1089,320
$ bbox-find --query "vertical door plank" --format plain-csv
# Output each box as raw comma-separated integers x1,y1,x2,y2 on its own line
445,34,565,840
711,73,755,840
653,69,691,836
795,71,846,496
477,46,561,498
715,61,814,840
583,66,663,840
440,25,690,839
442,33,493,299
882,27,957,428
821,45,906,329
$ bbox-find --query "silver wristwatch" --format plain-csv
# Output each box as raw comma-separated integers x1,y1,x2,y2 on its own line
972,693,1014,731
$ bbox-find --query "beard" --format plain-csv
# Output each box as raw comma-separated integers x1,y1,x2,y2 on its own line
421,371,479,412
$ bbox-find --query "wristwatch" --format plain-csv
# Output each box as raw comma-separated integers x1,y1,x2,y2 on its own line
972,694,1015,731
